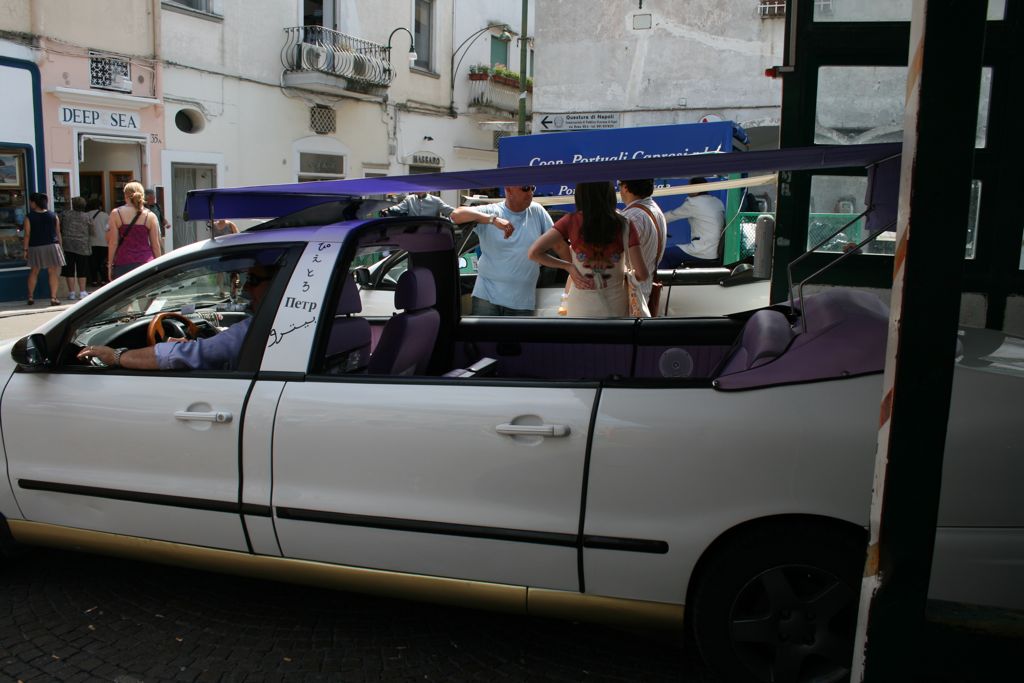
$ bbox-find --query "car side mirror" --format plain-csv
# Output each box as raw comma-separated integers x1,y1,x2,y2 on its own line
11,333,51,369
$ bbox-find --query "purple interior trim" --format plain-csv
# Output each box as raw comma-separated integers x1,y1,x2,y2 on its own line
370,323,384,353
634,345,731,379
455,342,634,380
186,143,901,220
716,310,795,376
365,229,454,253
714,289,889,390
865,155,900,235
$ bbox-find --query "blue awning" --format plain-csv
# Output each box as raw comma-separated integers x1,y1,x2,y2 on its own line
184,143,901,221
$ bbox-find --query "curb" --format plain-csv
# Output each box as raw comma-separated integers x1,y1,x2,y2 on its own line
0,304,72,319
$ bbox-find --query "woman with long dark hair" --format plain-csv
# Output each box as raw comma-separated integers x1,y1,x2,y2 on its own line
528,181,647,317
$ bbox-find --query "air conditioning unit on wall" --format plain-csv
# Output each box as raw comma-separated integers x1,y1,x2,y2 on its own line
300,43,328,71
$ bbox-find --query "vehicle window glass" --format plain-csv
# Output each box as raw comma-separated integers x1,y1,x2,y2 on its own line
349,246,400,317
813,1,1004,21
807,176,876,254
68,248,285,357
816,66,991,149
807,176,981,260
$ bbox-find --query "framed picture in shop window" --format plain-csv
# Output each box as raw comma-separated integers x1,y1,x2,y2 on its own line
0,154,22,187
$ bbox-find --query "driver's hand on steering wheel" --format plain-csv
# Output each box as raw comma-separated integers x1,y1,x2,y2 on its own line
166,337,194,344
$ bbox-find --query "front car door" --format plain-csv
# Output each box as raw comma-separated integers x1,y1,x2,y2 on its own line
1,244,295,551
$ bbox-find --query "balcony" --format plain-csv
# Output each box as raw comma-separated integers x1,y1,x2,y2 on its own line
282,26,394,97
467,72,533,116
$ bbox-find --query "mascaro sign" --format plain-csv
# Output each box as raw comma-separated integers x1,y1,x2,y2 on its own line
59,105,141,131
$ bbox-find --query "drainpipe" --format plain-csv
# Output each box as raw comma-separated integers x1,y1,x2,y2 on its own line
151,0,164,169
517,0,528,135
151,0,166,247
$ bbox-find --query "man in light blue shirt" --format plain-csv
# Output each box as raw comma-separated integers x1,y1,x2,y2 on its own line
383,192,455,218
77,264,276,371
450,185,553,315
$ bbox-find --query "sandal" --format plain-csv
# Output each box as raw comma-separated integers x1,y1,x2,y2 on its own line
26,298,34,306
50,298,61,306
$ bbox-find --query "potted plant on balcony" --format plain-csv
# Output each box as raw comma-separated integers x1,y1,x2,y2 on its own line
468,64,490,81
490,63,519,87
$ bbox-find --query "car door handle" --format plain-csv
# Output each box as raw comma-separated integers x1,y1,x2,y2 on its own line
495,423,571,437
174,410,233,423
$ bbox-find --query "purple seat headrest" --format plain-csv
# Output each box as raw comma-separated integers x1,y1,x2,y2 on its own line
336,272,362,315
718,309,794,376
395,267,436,311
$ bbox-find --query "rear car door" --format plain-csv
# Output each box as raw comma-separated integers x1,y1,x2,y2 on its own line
269,243,595,590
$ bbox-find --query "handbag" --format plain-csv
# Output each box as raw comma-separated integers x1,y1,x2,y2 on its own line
621,219,651,318
633,203,665,316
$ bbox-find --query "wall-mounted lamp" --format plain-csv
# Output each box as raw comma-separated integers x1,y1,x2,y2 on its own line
449,23,513,115
387,27,417,64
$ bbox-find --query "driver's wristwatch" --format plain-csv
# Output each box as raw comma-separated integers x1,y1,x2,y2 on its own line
112,347,127,367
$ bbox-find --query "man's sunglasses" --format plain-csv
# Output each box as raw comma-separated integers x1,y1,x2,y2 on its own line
244,272,271,287
519,185,536,192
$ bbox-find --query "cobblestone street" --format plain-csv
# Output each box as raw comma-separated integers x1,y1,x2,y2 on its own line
0,548,715,682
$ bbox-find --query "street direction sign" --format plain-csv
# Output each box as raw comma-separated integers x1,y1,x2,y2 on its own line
538,112,621,132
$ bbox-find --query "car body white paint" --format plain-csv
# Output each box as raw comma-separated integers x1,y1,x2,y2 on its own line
0,220,1020,630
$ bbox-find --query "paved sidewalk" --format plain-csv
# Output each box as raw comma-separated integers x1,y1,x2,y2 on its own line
0,298,74,318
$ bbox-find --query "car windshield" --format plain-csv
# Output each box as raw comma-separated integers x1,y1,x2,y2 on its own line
71,250,285,344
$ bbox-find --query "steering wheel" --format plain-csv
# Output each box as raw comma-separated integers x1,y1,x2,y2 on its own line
147,312,200,345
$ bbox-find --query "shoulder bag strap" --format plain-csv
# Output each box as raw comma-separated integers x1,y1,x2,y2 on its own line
633,203,664,258
117,210,144,250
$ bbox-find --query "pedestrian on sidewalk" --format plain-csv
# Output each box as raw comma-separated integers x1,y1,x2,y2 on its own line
22,192,66,306
60,196,92,300
108,181,162,281
87,198,109,287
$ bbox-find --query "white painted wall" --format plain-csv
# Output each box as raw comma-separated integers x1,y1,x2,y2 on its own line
0,49,37,147
157,0,537,218
533,0,784,146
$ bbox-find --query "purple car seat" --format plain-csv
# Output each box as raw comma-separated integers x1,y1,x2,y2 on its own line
367,266,440,375
323,272,372,374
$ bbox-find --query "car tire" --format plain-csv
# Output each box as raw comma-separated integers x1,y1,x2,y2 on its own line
690,518,865,683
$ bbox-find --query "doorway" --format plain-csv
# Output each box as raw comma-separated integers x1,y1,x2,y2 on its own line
171,163,216,249
78,171,104,210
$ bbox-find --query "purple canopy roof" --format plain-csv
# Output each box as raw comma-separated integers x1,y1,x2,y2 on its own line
184,142,901,221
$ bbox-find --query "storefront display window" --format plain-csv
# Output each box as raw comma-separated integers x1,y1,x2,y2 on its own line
51,170,71,214
0,150,29,263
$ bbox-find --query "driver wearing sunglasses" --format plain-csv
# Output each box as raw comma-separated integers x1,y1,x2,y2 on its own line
449,185,553,316
77,263,278,371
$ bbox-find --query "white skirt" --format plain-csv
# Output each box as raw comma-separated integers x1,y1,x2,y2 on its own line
566,280,628,317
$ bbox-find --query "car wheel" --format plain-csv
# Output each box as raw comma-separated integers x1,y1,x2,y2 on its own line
690,519,865,683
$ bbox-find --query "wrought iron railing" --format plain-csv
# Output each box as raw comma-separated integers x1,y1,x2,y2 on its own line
282,26,394,89
467,75,532,114
90,52,133,93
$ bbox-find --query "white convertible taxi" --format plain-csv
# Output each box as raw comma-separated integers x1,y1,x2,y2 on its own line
2,146,1021,683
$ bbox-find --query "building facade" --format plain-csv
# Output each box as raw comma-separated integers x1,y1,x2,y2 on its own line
0,0,535,300
532,0,786,149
